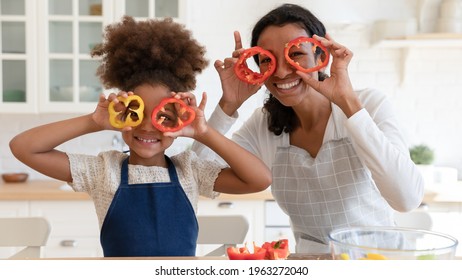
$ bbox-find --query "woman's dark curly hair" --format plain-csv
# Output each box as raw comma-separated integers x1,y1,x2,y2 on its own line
251,4,329,136
91,16,208,92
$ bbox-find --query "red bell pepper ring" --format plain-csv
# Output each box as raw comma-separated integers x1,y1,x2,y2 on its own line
261,239,290,260
284,37,329,73
151,97,196,132
108,95,144,129
226,243,267,260
234,46,276,85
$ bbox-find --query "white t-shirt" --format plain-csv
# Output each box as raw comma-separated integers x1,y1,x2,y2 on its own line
192,88,424,212
67,150,221,228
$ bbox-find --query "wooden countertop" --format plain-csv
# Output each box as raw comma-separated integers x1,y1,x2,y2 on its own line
0,180,274,201
2,179,462,204
0,180,91,200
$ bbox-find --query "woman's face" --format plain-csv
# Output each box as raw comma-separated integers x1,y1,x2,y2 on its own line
257,23,319,107
122,83,174,166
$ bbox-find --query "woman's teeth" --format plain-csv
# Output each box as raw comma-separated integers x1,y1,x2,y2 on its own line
276,79,300,90
136,137,157,143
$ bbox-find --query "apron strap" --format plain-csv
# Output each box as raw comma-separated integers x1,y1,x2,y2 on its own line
120,157,129,185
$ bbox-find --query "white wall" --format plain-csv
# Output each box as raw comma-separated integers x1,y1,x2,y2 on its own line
2,0,462,180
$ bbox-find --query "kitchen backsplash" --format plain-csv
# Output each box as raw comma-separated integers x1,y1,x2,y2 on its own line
1,0,462,180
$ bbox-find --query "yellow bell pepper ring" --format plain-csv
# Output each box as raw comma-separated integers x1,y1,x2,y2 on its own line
108,95,144,128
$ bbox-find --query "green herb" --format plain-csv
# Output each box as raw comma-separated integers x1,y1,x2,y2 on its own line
410,144,434,165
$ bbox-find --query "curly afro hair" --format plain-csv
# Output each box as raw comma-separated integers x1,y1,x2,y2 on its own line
91,16,208,92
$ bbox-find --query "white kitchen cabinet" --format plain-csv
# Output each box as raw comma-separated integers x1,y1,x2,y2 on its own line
0,200,29,217
0,0,37,113
196,199,265,256
426,203,462,257
29,200,103,257
0,0,184,113
264,200,296,253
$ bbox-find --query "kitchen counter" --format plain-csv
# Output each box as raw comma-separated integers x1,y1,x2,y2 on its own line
0,180,274,201
2,179,462,204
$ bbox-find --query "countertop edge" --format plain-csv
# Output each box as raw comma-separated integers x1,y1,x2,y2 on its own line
0,180,274,201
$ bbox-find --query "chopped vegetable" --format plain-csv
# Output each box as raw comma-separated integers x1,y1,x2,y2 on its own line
227,239,290,260
284,36,329,73
108,95,144,129
234,46,276,84
151,97,196,132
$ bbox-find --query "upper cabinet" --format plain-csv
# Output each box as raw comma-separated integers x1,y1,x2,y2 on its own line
0,0,183,113
0,0,37,113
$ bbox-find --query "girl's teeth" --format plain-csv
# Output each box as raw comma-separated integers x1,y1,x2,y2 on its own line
277,80,300,90
137,137,157,143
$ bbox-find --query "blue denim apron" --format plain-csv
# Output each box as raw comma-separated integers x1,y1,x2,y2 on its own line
100,156,198,257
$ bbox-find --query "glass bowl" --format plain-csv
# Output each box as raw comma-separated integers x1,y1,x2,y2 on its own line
329,226,458,260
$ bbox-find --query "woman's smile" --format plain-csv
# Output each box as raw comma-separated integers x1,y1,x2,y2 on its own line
275,78,301,90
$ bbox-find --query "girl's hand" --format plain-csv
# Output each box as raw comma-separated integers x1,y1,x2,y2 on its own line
297,34,362,117
91,91,135,131
163,91,208,139
215,31,262,115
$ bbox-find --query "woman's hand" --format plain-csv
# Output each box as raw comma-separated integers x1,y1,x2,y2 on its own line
297,34,362,117
163,91,208,139
215,31,263,116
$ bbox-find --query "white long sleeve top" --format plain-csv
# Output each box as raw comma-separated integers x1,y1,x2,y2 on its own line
192,88,424,212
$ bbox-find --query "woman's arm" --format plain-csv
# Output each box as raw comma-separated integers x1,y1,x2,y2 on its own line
345,91,424,212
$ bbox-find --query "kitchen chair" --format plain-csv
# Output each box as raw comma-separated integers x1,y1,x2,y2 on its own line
197,215,249,256
0,217,51,259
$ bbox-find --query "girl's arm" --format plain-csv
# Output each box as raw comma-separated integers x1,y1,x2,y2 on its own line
9,115,101,182
9,94,115,182
195,126,272,194
165,92,272,194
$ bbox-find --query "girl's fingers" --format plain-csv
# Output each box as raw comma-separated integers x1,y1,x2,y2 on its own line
171,91,197,106
198,92,207,111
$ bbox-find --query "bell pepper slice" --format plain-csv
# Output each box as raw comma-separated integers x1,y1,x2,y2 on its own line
261,239,290,260
151,97,196,132
108,95,144,129
227,239,290,260
234,46,276,85
284,37,329,73
227,243,267,260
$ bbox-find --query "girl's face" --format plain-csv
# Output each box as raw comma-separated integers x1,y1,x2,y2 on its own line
257,23,319,107
122,83,174,166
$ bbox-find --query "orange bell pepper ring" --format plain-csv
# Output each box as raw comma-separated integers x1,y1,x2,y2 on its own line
108,95,144,129
151,97,196,132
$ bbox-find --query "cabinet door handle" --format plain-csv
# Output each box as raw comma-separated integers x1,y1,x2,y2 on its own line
218,202,234,208
60,240,78,247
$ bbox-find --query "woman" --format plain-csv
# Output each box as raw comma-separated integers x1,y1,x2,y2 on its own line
192,4,424,253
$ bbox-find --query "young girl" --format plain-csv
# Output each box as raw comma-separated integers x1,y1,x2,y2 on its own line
9,16,271,257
